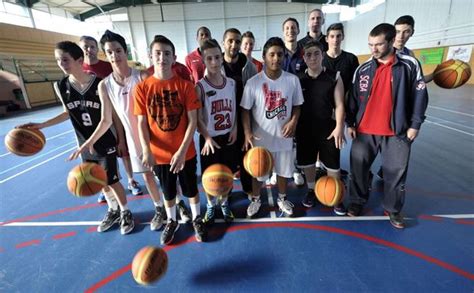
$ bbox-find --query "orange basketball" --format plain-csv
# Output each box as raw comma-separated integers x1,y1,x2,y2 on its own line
132,246,168,285
314,176,345,207
67,162,107,197
243,147,273,178
4,128,45,156
433,59,471,89
201,164,234,196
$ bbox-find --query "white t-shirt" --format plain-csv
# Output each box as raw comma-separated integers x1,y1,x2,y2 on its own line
197,76,236,137
240,70,304,152
103,68,145,172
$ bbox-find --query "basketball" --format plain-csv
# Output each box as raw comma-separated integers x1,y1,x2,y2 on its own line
201,163,234,196
314,176,345,207
433,59,471,89
243,147,273,178
132,246,168,285
66,162,107,197
4,128,46,156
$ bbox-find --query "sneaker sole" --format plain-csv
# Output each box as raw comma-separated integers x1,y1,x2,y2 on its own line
334,210,347,216
96,217,120,232
120,221,135,235
150,221,164,231
301,201,315,208
130,191,144,196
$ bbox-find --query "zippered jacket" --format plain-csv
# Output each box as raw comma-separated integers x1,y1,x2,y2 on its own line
346,51,428,136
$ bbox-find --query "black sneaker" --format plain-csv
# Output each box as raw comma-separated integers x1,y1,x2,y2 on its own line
386,211,405,229
161,219,179,245
120,210,135,235
347,203,363,217
340,169,349,177
97,209,120,232
333,203,347,216
150,206,166,231
177,200,192,223
302,190,315,208
193,216,207,242
221,204,234,223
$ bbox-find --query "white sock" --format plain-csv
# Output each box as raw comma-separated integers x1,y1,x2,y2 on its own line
315,161,322,168
207,196,216,206
120,204,129,211
105,193,119,211
175,194,182,203
220,196,228,206
165,205,176,221
190,202,200,220
278,193,286,199
307,181,315,190
153,201,163,207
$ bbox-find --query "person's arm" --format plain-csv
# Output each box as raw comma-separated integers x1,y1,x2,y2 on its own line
68,80,114,160
327,76,346,149
346,68,360,140
241,109,254,151
407,61,429,141
281,106,301,138
170,109,197,173
195,85,220,156
137,114,155,170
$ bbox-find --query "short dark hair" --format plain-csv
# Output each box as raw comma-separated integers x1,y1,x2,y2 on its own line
282,17,299,30
395,15,415,29
149,35,175,55
79,36,98,46
242,31,255,41
223,28,241,41
196,26,211,37
99,30,127,53
369,23,396,42
200,38,222,54
262,37,285,58
55,41,84,60
326,22,344,36
303,40,324,53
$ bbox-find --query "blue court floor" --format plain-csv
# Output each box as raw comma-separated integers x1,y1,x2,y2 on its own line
0,84,473,292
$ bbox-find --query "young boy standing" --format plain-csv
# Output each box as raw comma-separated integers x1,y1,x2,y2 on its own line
196,39,237,224
241,37,303,218
297,41,345,209
19,41,134,235
134,35,206,244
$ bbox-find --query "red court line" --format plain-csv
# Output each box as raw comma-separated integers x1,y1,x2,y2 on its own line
419,215,444,222
15,239,41,249
86,226,98,233
455,219,474,225
84,222,474,292
52,231,77,240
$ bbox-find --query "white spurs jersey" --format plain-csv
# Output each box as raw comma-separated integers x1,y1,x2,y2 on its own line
197,76,236,137
103,68,144,172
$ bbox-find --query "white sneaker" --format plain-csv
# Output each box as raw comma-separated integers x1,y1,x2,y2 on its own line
277,197,294,216
293,172,305,186
269,173,277,185
247,198,262,217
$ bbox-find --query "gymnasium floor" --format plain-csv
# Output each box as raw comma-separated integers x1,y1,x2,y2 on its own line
0,84,473,292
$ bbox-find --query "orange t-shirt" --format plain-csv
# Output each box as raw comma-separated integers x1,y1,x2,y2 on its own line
134,75,201,164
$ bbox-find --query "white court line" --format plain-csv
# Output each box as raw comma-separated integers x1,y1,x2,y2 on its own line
428,105,474,117
0,146,75,184
2,214,473,226
427,115,474,130
0,142,76,175
425,119,474,136
0,129,75,158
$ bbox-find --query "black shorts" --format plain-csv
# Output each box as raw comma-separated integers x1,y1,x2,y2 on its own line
296,120,340,170
199,133,239,174
84,150,120,186
152,157,198,201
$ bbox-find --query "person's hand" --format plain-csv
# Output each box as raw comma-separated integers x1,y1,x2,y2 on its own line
15,122,43,129
142,149,156,170
242,132,259,151
117,140,127,157
406,128,419,142
201,137,221,156
68,141,94,161
327,126,345,149
281,120,297,138
170,149,186,174
347,127,357,140
227,127,237,145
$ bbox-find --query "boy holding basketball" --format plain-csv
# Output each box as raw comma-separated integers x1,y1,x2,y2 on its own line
241,37,304,218
196,39,238,224
18,41,134,235
135,35,206,244
297,40,345,209
346,24,428,229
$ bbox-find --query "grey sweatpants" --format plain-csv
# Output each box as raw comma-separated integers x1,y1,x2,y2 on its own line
349,133,412,213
